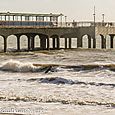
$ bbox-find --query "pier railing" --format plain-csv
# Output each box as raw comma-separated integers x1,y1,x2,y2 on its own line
0,20,115,28
58,21,115,28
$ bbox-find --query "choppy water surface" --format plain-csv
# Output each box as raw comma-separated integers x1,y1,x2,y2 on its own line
0,49,115,115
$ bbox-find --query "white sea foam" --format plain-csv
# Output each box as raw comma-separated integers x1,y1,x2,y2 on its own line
0,60,40,72
0,49,115,115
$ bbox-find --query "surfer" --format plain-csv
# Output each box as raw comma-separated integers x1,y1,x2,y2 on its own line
45,66,52,73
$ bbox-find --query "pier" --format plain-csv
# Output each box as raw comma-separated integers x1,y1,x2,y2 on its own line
0,12,115,52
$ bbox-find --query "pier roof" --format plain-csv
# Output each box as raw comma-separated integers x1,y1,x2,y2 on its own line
0,12,63,17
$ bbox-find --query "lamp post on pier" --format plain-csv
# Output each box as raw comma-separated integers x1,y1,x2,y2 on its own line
65,16,67,27
60,13,63,27
93,6,96,48
102,13,105,23
102,14,104,22
93,6,96,39
7,12,10,27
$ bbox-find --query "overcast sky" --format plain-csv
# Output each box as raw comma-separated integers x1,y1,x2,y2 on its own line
0,0,115,22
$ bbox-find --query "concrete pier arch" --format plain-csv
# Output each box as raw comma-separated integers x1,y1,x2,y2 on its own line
19,35,28,51
82,35,93,49
7,35,17,51
106,35,111,49
71,38,77,48
34,35,40,49
96,35,102,49
0,36,4,52
59,37,65,49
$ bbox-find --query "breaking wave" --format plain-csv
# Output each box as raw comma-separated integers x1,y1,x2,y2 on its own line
0,60,42,72
1,60,115,73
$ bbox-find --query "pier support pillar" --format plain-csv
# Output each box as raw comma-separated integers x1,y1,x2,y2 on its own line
65,38,68,49
4,36,7,52
88,36,91,48
110,35,114,48
93,38,96,48
28,36,31,51
53,38,56,49
40,36,46,50
31,36,35,50
47,37,49,50
101,35,106,49
57,37,60,49
16,35,20,51
77,38,82,48
69,38,71,49
52,35,60,50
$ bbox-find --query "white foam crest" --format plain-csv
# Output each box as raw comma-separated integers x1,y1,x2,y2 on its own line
0,60,40,72
93,61,115,65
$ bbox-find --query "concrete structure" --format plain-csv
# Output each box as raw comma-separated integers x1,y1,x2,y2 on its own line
0,12,115,52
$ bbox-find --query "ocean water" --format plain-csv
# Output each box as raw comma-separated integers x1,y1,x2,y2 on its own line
0,37,115,115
